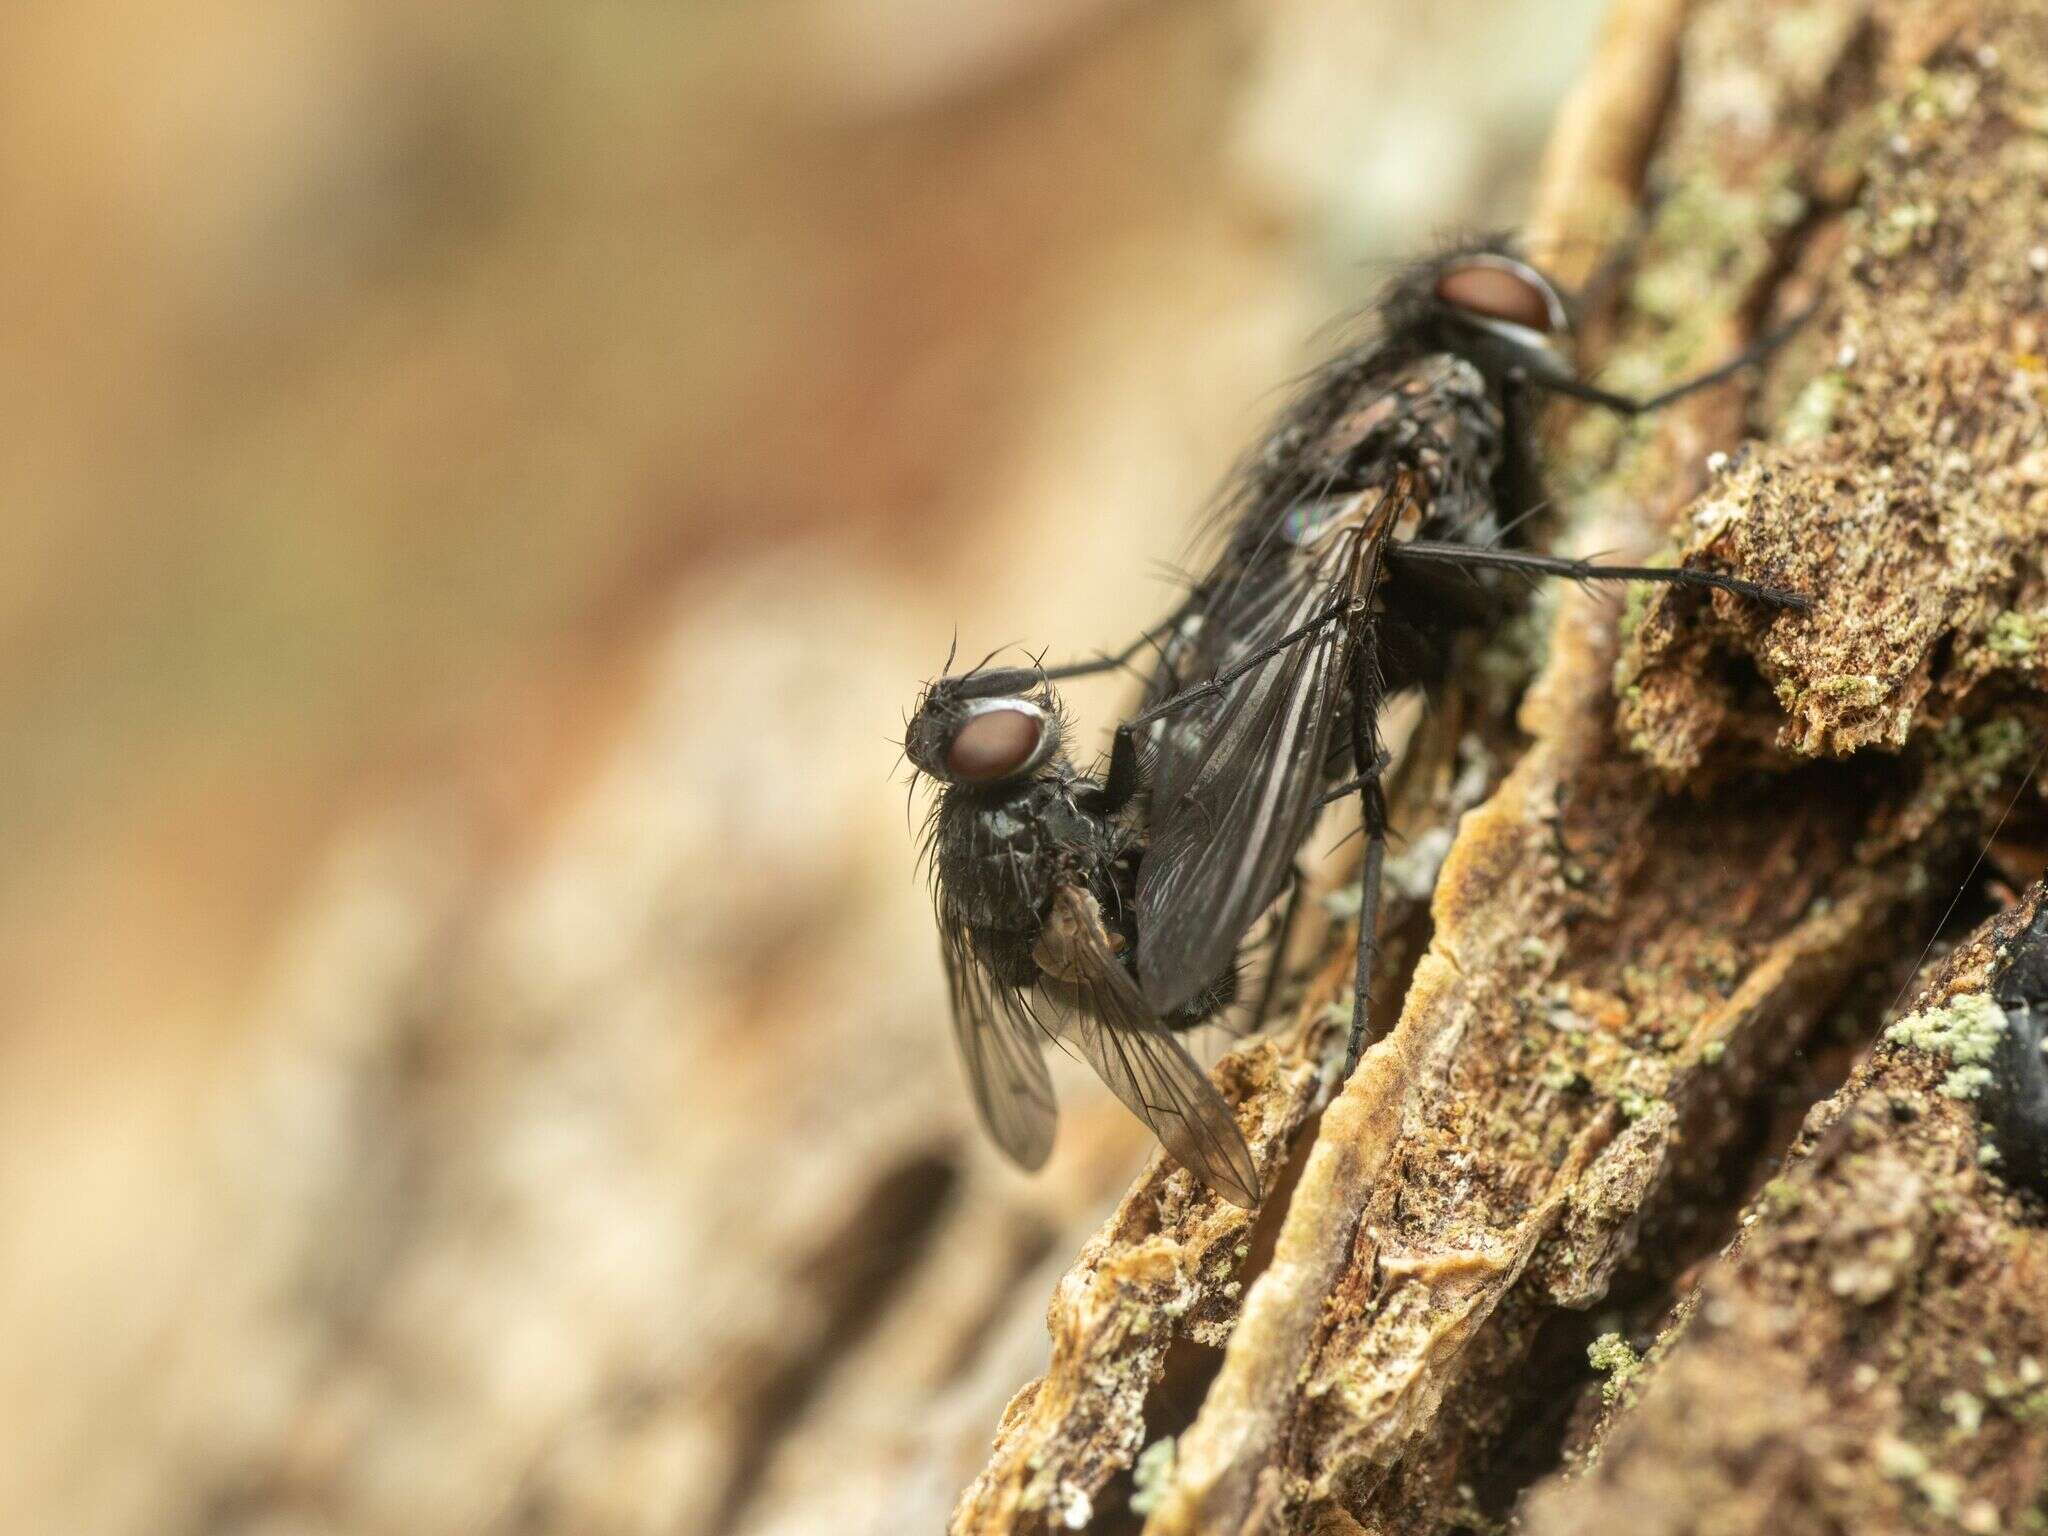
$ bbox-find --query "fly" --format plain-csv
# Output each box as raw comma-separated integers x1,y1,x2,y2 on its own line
904,660,1261,1206
1057,239,1814,1079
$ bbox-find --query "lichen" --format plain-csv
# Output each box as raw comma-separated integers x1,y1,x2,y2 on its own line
1810,672,1885,705
1884,991,2008,1099
1587,1333,1642,1402
1615,1085,1662,1121
1987,609,2040,663
1942,1388,1984,1435
1128,1437,1176,1517
1782,368,1848,444
1874,1435,1933,1489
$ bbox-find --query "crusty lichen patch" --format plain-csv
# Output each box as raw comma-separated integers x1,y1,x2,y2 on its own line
1128,1436,1177,1517
1587,1333,1643,1403
1884,989,2007,1098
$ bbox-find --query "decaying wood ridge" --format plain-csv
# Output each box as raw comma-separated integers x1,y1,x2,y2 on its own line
1521,882,2048,1536
953,0,2048,1532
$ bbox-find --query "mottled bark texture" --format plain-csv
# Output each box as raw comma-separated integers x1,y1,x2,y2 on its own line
955,0,2048,1532
66,3,2047,1535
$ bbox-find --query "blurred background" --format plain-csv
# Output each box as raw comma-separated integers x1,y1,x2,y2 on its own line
0,1,1611,1530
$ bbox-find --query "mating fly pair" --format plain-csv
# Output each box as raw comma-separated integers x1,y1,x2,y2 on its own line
911,238,1812,1206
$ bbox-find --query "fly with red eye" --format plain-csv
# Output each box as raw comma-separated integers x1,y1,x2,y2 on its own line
903,664,1262,1207
1043,236,1815,1081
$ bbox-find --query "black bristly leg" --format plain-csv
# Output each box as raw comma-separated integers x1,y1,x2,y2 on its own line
1346,812,1387,1079
1039,592,1203,683
1084,727,1142,817
1387,540,1812,610
1342,639,1389,1081
1525,301,1817,417
1118,601,1352,736
1250,862,1311,1031
1314,750,1394,810
1097,600,1352,815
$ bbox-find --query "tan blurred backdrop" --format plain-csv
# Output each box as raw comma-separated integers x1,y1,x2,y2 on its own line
0,1,1610,1529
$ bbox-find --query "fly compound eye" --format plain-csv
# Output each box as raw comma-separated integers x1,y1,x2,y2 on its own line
1434,259,1565,335
946,705,1045,785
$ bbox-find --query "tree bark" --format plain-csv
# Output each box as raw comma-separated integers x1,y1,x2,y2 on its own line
957,0,2048,1531
50,3,2048,1535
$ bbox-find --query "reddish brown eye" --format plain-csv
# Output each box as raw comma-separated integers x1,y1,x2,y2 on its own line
1434,263,1557,333
946,708,1042,784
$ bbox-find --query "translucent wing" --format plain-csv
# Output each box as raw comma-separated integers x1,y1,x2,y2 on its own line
938,919,1058,1170
1036,886,1261,1208
1137,496,1386,1015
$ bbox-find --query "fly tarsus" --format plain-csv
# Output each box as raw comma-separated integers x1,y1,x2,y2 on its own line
1390,541,1812,612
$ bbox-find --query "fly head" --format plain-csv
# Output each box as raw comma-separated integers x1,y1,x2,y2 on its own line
1382,240,1577,391
905,666,1063,788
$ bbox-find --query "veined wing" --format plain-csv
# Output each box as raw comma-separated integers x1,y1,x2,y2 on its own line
938,918,1058,1170
1137,488,1394,1015
1035,886,1260,1208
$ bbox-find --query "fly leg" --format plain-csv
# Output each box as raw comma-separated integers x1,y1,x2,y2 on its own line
1250,862,1311,1031
1040,592,1203,683
1314,749,1393,809
1249,745,1393,1030
1118,602,1352,735
1525,300,1816,416
1342,638,1389,1080
1094,602,1351,817
1388,540,1811,610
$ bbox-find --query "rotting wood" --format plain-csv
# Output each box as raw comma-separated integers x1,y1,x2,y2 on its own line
951,0,2048,1531
1522,882,2048,1536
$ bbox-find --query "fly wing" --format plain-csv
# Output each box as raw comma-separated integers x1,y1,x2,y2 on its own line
1137,496,1386,1015
1037,886,1261,1208
938,919,1058,1170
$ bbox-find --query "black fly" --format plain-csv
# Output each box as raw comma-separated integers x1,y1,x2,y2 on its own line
1059,239,1813,1078
905,661,1261,1206
1984,901,2048,1200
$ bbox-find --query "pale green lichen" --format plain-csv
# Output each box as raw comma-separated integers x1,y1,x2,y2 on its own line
1701,1039,1727,1065
1615,1085,1662,1121
1927,717,2035,809
1987,609,2040,663
1943,1389,1985,1436
1885,991,2007,1099
1762,1178,1803,1218
1876,1436,1930,1480
1129,1437,1176,1516
1918,1468,1965,1519
1588,1333,1642,1402
1811,672,1886,705
1868,201,1938,257
1783,369,1848,444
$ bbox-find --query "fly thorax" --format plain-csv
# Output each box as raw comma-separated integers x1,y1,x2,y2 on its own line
1280,496,1358,548
1394,355,1504,497
935,783,1056,930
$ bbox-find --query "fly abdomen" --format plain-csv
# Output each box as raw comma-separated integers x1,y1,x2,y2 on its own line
1986,905,2048,1199
968,924,1042,992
